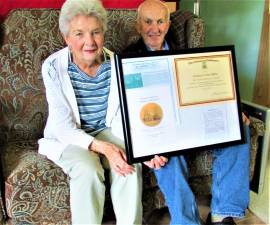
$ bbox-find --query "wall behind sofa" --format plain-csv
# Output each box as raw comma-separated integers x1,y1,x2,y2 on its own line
180,0,264,102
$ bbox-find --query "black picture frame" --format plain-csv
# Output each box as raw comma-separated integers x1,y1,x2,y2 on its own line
114,45,245,164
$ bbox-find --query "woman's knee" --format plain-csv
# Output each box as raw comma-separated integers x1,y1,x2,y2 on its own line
69,152,105,182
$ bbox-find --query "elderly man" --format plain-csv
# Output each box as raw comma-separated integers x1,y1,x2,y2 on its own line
123,1,251,225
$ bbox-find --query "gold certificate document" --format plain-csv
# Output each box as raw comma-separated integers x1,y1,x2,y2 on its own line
174,53,235,106
115,46,244,163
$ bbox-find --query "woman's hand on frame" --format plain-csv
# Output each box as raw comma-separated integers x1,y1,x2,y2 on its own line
90,139,135,176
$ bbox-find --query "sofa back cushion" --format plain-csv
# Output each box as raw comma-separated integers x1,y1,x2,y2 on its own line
0,9,63,142
0,9,137,142
0,8,203,143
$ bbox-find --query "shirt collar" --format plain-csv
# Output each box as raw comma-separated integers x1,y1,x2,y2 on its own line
146,40,170,51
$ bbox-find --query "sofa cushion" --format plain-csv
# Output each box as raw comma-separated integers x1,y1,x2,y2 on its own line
105,9,140,52
0,9,139,144
0,168,6,223
0,9,64,142
3,142,167,224
169,10,193,49
2,141,70,224
249,116,265,181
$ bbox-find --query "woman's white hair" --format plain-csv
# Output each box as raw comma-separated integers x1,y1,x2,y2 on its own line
59,0,107,36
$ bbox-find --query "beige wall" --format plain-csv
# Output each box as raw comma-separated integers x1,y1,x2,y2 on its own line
249,154,270,224
180,0,264,101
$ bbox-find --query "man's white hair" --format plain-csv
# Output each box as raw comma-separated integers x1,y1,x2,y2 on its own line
136,0,170,22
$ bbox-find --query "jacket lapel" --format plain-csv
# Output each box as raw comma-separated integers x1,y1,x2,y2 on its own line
58,47,81,127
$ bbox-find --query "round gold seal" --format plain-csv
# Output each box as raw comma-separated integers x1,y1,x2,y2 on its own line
140,102,163,127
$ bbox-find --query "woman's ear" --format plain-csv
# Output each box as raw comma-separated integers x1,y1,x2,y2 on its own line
62,33,70,46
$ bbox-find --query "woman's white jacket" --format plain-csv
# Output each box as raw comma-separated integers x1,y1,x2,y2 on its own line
38,47,123,161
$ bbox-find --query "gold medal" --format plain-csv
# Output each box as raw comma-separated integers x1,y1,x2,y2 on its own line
140,102,163,127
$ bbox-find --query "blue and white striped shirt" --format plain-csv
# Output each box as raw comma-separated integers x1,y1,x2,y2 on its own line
68,56,111,136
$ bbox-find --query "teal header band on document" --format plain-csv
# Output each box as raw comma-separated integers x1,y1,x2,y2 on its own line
124,73,143,89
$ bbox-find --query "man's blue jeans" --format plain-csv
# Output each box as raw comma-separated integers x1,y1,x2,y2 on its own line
154,126,250,225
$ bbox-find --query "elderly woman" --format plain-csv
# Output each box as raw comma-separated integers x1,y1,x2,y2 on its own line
38,0,142,224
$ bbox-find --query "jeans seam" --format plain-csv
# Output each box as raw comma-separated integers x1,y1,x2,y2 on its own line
213,150,221,213
211,211,245,218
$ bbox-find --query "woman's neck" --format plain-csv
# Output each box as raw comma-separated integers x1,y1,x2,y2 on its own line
72,54,104,77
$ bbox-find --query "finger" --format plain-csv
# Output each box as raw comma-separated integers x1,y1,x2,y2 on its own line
153,158,161,169
154,155,165,167
144,159,155,168
117,165,133,176
114,165,125,176
160,156,168,164
121,168,134,175
121,163,135,173
143,161,153,168
115,163,133,176
117,156,135,170
150,159,155,168
242,113,250,125
109,159,126,176
115,159,134,174
119,149,128,161
117,149,134,170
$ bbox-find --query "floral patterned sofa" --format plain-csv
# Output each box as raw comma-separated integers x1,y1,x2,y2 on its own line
0,8,264,225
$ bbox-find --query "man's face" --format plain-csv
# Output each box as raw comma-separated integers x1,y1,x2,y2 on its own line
137,2,170,50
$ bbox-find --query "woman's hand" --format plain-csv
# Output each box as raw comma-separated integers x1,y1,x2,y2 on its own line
143,155,168,169
90,139,134,176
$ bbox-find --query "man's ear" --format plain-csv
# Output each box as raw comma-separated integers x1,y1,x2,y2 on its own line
165,20,171,33
135,21,141,34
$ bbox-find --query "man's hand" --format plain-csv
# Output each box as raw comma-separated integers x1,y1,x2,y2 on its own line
242,112,250,126
90,139,134,176
143,155,168,169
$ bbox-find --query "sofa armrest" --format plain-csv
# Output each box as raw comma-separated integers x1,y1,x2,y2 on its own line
249,116,265,181
0,150,7,223
186,17,205,48
0,207,5,225
169,10,205,49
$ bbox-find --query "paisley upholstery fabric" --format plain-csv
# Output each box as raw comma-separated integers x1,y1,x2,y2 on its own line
169,10,194,49
4,143,70,224
0,8,264,225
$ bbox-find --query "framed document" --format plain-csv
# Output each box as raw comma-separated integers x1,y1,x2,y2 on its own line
114,46,245,164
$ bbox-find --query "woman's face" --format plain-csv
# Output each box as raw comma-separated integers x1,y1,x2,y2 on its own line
64,15,104,67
